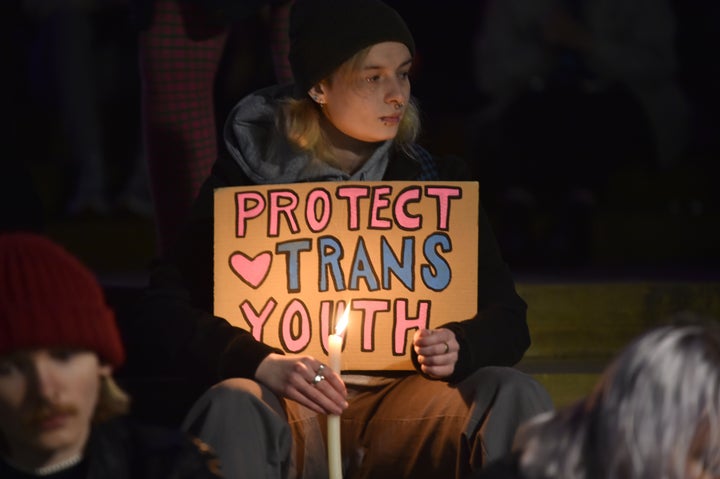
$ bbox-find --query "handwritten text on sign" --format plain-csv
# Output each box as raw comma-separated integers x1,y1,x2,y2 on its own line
214,182,478,370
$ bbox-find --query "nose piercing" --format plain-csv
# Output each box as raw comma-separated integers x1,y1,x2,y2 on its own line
394,102,404,110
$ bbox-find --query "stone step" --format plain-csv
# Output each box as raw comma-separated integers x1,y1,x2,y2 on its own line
515,357,607,408
518,281,720,358
529,373,600,408
515,280,720,406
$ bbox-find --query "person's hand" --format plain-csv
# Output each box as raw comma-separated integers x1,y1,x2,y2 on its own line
255,353,348,415
413,328,458,379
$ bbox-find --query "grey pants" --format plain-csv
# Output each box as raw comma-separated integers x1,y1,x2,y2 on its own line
182,367,553,479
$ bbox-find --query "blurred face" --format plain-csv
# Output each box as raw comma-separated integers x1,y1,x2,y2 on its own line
315,41,412,143
0,349,110,466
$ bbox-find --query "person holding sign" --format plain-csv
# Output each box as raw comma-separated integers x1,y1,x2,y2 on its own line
138,0,553,477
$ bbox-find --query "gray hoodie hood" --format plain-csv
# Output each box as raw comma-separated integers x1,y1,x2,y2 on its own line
223,85,392,184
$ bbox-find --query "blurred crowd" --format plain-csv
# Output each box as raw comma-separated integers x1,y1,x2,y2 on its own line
2,0,719,270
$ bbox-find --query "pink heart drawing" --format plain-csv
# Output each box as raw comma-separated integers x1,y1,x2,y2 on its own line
229,251,272,289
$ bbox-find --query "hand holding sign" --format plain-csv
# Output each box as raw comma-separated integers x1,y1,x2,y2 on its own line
413,328,459,379
255,353,348,415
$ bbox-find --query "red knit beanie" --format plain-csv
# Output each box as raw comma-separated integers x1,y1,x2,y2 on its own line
0,232,125,367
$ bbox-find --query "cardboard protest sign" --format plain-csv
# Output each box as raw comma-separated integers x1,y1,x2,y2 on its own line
214,181,478,371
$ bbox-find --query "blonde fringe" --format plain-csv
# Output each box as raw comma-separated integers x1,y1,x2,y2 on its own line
93,375,131,424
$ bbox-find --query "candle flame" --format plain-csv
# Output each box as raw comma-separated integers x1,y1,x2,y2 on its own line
335,307,349,336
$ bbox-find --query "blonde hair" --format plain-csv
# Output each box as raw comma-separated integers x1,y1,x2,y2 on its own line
93,375,131,423
280,46,421,165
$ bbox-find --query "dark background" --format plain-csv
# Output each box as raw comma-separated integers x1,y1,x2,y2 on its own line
2,0,719,280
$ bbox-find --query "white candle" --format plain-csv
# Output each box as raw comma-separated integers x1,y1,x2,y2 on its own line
328,308,348,479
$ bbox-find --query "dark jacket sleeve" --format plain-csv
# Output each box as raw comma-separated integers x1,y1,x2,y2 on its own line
409,154,530,383
138,152,282,383
89,418,224,479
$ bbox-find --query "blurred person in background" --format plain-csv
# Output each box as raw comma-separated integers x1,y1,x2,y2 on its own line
471,0,689,265
472,319,720,478
0,232,221,478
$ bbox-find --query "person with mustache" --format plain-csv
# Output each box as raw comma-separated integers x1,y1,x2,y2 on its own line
0,232,223,478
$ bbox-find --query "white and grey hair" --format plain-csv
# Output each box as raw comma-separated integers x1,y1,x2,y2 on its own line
517,320,720,479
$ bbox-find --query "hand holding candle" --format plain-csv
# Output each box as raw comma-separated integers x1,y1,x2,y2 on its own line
327,308,349,479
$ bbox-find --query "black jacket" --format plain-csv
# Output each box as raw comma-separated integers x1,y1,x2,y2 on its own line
0,417,221,479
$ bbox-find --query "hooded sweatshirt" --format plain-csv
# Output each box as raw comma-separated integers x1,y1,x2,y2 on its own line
224,84,392,184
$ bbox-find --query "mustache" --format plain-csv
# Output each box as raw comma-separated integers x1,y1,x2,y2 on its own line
24,403,78,425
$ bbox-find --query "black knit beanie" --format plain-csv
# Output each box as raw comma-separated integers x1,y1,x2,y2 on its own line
289,0,415,94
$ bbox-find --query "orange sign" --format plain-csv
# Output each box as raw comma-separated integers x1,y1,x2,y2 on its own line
214,181,478,370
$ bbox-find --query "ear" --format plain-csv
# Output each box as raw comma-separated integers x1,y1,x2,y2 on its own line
307,83,327,105
99,363,113,378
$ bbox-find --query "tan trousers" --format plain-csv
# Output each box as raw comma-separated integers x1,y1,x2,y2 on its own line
182,367,553,479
